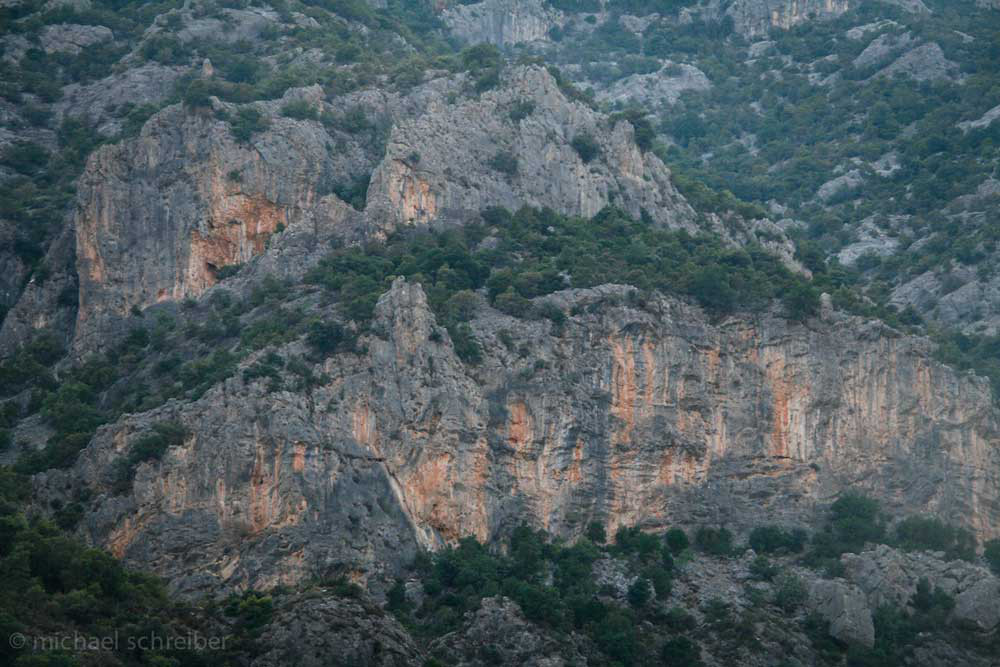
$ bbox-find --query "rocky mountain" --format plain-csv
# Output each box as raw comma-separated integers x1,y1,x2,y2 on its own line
1,0,1000,666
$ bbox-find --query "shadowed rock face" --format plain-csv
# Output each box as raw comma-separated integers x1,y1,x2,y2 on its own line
36,279,1000,595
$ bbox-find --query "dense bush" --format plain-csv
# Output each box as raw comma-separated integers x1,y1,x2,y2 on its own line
400,522,688,666
111,420,187,494
694,526,733,556
892,515,976,561
809,492,886,564
571,133,601,163
665,527,690,554
230,106,270,143
748,525,807,554
488,151,518,176
305,206,826,359
280,99,318,121
0,469,220,666
660,635,703,666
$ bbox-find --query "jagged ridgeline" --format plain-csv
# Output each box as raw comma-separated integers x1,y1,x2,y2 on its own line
1,0,1000,666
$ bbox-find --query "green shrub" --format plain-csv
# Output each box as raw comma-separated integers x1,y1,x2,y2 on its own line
488,151,518,176
615,525,660,560
749,555,779,581
663,606,697,632
586,521,606,544
695,526,733,556
810,492,885,560
661,636,703,666
1,141,50,176
627,577,650,608
748,525,807,554
281,98,318,121
571,133,601,163
183,78,216,109
306,320,346,356
230,106,270,143
645,566,672,599
111,421,187,494
509,99,536,122
594,609,638,665
893,515,975,561
324,105,374,134
772,573,807,613
665,527,690,554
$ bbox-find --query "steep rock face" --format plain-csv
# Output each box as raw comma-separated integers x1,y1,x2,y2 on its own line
70,92,364,353
38,280,1000,594
0,225,79,355
365,67,696,234
55,63,187,137
441,0,564,45
0,220,30,316
23,65,700,356
706,0,853,37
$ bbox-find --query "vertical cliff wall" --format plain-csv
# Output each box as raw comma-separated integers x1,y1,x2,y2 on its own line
37,280,999,594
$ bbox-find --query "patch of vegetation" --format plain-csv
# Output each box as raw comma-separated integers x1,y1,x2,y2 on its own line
891,515,976,561
110,421,187,494
748,525,808,555
397,523,695,666
305,205,827,356
807,492,886,567
695,526,733,557
229,106,270,143
280,99,318,121
488,151,518,176
571,132,600,163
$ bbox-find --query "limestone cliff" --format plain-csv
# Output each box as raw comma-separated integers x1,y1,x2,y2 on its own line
36,279,1000,594
441,0,565,45
36,66,698,355
704,0,853,37
365,67,696,234
69,92,364,353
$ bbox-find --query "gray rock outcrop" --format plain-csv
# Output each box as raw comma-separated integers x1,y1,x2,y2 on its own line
39,23,113,54
428,596,585,666
365,66,696,235
251,593,424,667
874,42,960,82
442,0,564,46
808,579,875,647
